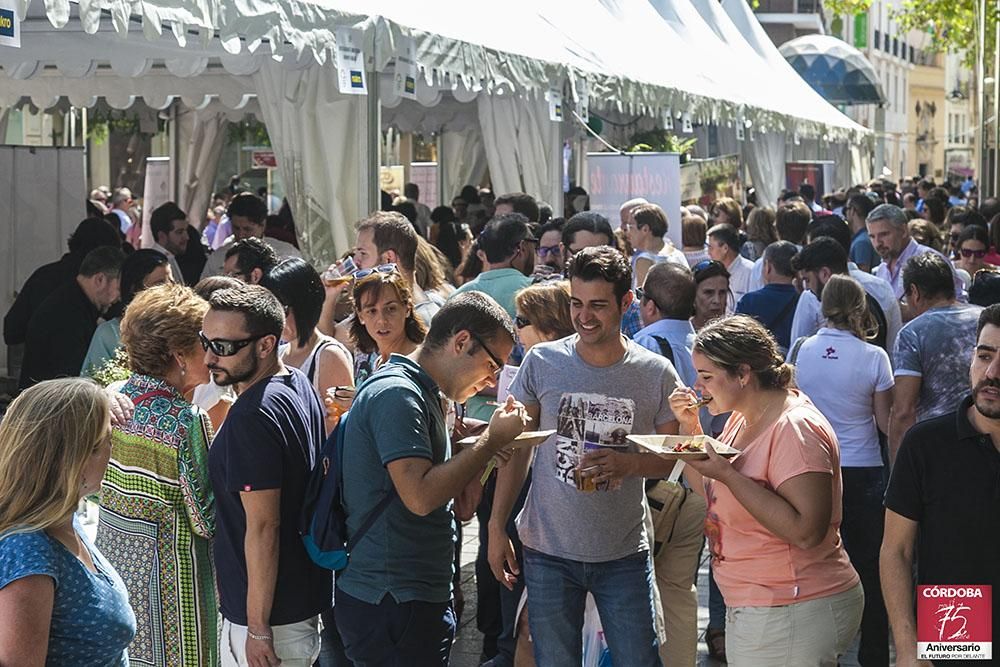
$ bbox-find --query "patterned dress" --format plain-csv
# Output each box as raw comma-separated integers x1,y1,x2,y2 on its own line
96,374,217,666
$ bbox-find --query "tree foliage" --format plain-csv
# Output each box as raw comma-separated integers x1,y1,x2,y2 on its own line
821,0,992,68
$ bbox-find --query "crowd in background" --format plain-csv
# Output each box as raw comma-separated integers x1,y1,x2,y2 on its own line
0,170,997,667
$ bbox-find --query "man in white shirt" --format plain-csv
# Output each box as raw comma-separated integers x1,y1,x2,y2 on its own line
621,198,687,266
110,187,134,235
867,203,964,313
405,183,433,239
789,220,902,355
706,223,753,308
201,193,301,279
148,202,188,284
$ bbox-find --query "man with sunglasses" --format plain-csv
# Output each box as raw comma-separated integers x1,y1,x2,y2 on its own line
490,247,682,666
335,292,528,665
203,284,330,667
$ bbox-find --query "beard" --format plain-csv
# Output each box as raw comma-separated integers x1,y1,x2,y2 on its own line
208,354,258,387
973,378,1000,419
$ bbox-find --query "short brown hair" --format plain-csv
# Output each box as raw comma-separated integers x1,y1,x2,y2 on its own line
514,281,574,340
682,215,707,247
631,204,669,238
350,271,426,354
711,197,743,229
745,207,777,245
356,211,418,273
121,283,208,377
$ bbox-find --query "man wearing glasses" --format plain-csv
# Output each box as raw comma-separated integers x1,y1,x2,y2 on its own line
202,284,330,667
335,292,528,665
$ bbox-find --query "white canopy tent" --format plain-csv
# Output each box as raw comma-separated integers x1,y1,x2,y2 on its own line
2,0,871,261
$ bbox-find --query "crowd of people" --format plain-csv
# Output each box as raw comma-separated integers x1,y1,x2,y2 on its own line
0,173,997,667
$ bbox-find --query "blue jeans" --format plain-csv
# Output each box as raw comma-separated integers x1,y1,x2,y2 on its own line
522,548,660,667
334,589,455,667
708,563,727,630
841,466,889,667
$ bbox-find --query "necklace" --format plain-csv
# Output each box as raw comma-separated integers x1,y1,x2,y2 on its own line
737,392,788,443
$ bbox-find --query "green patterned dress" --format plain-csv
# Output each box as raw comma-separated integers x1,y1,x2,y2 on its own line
96,374,218,666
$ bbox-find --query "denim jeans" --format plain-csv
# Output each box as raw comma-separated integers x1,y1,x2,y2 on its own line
522,548,660,667
840,466,889,666
334,590,455,667
316,607,350,667
708,563,727,630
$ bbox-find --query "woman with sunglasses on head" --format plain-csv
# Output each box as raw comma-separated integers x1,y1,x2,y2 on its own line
691,260,731,331
260,258,354,433
95,283,219,666
0,378,137,667
668,315,863,666
953,224,991,289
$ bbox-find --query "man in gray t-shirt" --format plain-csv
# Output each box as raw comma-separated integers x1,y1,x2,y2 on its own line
890,252,982,463
488,246,681,666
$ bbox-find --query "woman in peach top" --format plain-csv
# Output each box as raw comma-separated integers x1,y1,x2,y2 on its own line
668,315,862,666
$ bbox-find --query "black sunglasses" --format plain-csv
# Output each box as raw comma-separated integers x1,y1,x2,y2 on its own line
469,331,504,375
692,259,724,275
634,287,663,312
199,331,267,357
515,315,532,329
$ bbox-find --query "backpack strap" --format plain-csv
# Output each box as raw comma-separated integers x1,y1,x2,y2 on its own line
650,335,675,365
132,389,174,404
765,292,799,331
346,488,397,551
789,336,806,365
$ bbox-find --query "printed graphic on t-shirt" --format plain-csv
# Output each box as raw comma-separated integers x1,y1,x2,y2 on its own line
554,393,634,491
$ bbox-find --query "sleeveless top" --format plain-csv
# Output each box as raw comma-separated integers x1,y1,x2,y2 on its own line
284,335,352,415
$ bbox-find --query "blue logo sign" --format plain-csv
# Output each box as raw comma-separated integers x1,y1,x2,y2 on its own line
0,9,15,38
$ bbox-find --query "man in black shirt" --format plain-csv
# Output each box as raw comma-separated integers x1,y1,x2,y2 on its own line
882,303,1000,665
18,245,124,390
203,283,330,667
4,217,120,346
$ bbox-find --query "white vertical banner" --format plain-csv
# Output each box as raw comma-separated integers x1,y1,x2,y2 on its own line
0,0,19,49
334,27,367,95
681,112,693,134
548,87,564,122
736,118,745,141
576,79,589,123
662,108,674,131
393,35,418,100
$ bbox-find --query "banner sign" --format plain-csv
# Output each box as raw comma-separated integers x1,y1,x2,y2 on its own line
335,27,367,95
393,36,418,100
587,152,682,248
0,0,19,49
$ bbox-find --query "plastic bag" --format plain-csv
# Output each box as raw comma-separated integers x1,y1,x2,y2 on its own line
582,593,613,667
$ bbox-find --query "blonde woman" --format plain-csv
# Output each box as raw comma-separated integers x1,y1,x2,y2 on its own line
0,378,137,666
96,283,217,666
668,315,862,666
789,275,894,666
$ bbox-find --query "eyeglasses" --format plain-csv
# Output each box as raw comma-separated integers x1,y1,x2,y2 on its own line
353,263,398,282
469,331,504,375
635,287,663,312
199,331,267,357
514,315,532,329
961,248,987,259
537,245,561,258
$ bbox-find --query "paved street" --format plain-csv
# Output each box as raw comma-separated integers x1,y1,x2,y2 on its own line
450,516,870,667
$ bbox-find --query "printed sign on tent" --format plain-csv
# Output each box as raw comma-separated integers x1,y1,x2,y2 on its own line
662,108,674,131
394,35,418,100
681,112,693,134
0,0,19,48
576,79,589,123
334,27,367,95
548,88,564,122
736,119,745,141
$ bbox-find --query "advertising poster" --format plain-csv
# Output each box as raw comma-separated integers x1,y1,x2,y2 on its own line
586,152,682,248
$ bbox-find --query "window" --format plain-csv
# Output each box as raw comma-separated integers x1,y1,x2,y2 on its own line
893,37,899,57
910,45,915,63
884,32,890,52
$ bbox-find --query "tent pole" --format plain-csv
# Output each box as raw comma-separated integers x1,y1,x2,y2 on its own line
979,0,988,195
366,29,381,214
993,0,999,196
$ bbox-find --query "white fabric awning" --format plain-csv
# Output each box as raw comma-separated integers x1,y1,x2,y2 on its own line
7,0,869,141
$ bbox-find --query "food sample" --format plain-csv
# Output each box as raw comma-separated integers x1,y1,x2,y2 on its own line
671,440,707,453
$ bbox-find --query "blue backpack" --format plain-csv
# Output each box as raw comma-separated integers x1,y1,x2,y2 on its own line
299,410,397,571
